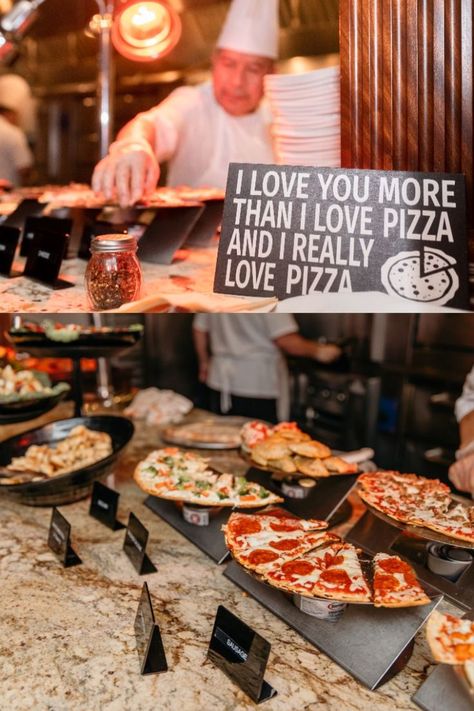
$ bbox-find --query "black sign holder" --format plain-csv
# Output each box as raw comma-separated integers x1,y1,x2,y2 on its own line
207,605,277,704
144,496,231,564
184,199,224,247
224,560,441,690
137,205,205,265
47,507,82,568
247,467,357,522
413,664,474,711
20,215,73,257
123,512,157,575
0,225,21,277
346,510,474,611
89,481,125,531
134,582,168,675
23,229,74,289
3,198,43,231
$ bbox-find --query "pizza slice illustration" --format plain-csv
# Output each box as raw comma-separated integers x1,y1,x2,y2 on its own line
381,248,459,306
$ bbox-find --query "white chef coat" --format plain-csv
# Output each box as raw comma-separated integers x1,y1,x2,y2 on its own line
140,82,275,188
454,365,474,460
0,115,33,186
194,314,298,420
455,366,474,423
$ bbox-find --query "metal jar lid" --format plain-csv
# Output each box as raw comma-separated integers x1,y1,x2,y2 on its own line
90,234,137,253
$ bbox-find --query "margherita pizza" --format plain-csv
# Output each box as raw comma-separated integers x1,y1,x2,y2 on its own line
357,471,474,545
427,611,474,664
134,448,283,508
223,510,429,607
241,421,358,478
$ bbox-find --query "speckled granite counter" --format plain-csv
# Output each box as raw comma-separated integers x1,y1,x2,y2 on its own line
0,248,275,313
0,415,459,711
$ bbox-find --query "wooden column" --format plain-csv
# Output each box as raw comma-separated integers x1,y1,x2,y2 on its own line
340,0,474,269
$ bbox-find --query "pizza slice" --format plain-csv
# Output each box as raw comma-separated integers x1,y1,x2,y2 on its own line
262,541,345,595
411,503,474,545
427,611,474,664
372,553,430,607
233,530,339,575
262,541,371,603
311,543,372,602
223,510,328,550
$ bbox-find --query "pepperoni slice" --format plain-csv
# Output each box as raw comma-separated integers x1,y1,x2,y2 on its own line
229,518,262,537
246,549,279,565
319,569,352,587
280,560,315,577
269,522,300,532
378,558,410,575
374,572,400,592
269,538,301,551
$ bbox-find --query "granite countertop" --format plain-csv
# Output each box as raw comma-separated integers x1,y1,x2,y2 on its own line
0,249,274,313
0,412,460,711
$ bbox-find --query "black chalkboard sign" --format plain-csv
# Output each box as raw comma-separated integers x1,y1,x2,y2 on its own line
23,229,71,287
0,225,20,276
214,164,470,310
207,605,277,704
123,512,157,575
134,582,168,675
20,216,73,257
47,507,82,568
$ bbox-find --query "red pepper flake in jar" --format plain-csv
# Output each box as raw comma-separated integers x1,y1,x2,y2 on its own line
85,234,142,310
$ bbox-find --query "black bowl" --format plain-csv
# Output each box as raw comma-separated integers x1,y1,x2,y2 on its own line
0,385,70,424
0,415,134,506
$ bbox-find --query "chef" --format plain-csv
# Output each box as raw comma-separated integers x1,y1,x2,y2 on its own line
0,75,34,187
449,365,474,496
193,314,342,423
92,0,278,207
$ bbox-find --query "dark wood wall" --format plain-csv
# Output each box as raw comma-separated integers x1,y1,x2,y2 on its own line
339,0,474,266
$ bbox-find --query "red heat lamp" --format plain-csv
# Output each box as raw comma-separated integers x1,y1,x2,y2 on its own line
112,0,181,62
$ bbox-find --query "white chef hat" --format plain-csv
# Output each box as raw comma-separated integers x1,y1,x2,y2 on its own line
217,0,279,60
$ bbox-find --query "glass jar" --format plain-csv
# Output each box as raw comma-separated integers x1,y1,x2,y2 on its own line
85,234,142,310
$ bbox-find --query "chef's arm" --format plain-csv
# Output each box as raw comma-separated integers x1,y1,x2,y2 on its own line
449,410,474,496
193,328,210,383
116,113,157,151
274,333,342,364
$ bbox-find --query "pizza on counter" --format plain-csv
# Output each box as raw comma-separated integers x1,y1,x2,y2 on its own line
241,421,358,478
223,509,430,607
134,447,283,508
357,471,474,545
427,611,474,665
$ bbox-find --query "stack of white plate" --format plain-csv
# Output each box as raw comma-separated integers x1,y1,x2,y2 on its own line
265,66,341,167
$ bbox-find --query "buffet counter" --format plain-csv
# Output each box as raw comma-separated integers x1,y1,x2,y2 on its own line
0,409,460,711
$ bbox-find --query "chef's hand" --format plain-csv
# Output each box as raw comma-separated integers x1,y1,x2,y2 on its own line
312,343,342,364
198,360,209,384
449,452,474,496
92,139,159,208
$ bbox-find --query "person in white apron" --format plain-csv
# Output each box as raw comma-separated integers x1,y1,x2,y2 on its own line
193,314,342,423
92,0,278,207
449,365,474,496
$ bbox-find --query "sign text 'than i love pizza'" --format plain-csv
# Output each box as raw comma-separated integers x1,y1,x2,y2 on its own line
214,164,470,309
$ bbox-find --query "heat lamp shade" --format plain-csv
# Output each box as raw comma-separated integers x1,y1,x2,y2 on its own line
112,0,182,62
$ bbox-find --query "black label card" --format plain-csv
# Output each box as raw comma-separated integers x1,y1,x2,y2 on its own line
134,582,168,675
20,216,73,257
0,225,20,276
3,198,43,231
23,229,71,287
214,163,470,310
137,205,204,265
89,481,125,531
47,507,82,568
207,605,277,704
123,512,157,575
